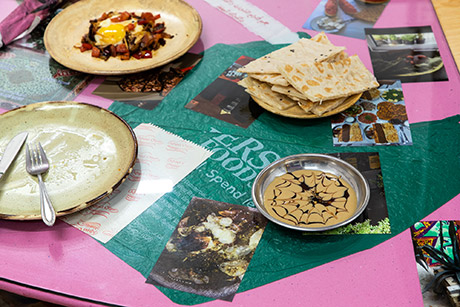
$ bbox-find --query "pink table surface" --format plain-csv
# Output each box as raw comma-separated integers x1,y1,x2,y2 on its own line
1,0,460,306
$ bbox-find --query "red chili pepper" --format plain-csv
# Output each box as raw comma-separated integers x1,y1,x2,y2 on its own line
138,19,148,25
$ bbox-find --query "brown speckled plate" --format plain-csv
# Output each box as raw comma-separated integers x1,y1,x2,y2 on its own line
0,101,137,220
251,93,362,119
44,0,202,75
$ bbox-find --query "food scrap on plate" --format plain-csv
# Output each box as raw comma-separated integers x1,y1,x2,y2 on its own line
237,32,379,118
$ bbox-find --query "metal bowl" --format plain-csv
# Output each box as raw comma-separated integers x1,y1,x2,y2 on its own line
252,153,370,232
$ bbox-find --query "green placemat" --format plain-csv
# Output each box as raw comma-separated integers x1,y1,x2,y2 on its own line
103,38,460,305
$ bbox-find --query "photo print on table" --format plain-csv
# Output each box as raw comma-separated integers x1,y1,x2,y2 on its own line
146,197,268,301
331,80,412,146
303,0,389,40
306,152,391,235
365,26,448,83
411,220,460,307
185,55,264,128
0,46,90,110
92,53,202,110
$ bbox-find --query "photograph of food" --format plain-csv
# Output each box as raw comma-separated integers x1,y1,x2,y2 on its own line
411,220,460,307
236,32,379,118
146,197,267,301
303,0,389,40
331,80,413,146
365,26,448,83
75,11,173,61
185,56,264,128
92,53,202,110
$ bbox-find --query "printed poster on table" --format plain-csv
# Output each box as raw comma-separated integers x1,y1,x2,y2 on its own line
0,46,90,110
411,221,460,307
331,80,412,146
92,53,203,110
146,197,268,302
316,152,390,234
185,55,264,128
303,0,389,40
365,26,448,83
0,0,90,110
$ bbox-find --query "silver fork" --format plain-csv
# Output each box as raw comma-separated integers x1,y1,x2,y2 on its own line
25,142,56,226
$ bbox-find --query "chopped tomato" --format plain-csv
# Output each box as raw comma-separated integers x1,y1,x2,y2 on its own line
126,23,135,31
141,12,160,21
111,11,131,22
80,43,92,52
115,44,128,53
98,12,109,21
91,46,101,57
119,52,130,60
143,51,152,58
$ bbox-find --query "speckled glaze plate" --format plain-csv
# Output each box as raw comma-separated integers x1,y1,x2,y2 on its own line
0,101,137,220
44,0,202,75
251,93,362,119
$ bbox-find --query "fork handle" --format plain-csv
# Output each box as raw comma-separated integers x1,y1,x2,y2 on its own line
38,174,56,226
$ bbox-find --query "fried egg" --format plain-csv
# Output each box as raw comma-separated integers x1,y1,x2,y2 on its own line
94,15,143,46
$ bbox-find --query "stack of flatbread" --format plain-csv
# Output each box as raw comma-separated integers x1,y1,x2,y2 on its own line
238,33,379,117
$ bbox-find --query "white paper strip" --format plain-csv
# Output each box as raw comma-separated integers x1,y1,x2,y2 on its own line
202,0,299,44
61,124,212,243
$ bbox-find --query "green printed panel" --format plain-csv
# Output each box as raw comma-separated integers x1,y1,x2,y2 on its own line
103,38,460,304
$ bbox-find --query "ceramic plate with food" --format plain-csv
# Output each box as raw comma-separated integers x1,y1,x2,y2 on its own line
0,101,137,220
44,0,202,75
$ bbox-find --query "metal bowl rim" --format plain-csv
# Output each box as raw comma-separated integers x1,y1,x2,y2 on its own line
251,153,370,232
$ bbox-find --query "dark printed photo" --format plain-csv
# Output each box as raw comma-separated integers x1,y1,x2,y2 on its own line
411,221,460,307
365,26,448,83
303,0,389,40
147,197,268,301
318,152,391,234
185,56,264,128
331,80,412,146
92,53,202,110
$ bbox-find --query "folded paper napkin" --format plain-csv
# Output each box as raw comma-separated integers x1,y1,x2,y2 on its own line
0,0,62,48
60,123,213,243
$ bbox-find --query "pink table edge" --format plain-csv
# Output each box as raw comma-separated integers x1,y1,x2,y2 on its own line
0,0,459,306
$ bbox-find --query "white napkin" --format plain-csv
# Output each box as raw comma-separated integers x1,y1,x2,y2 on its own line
61,124,212,243
201,0,299,44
